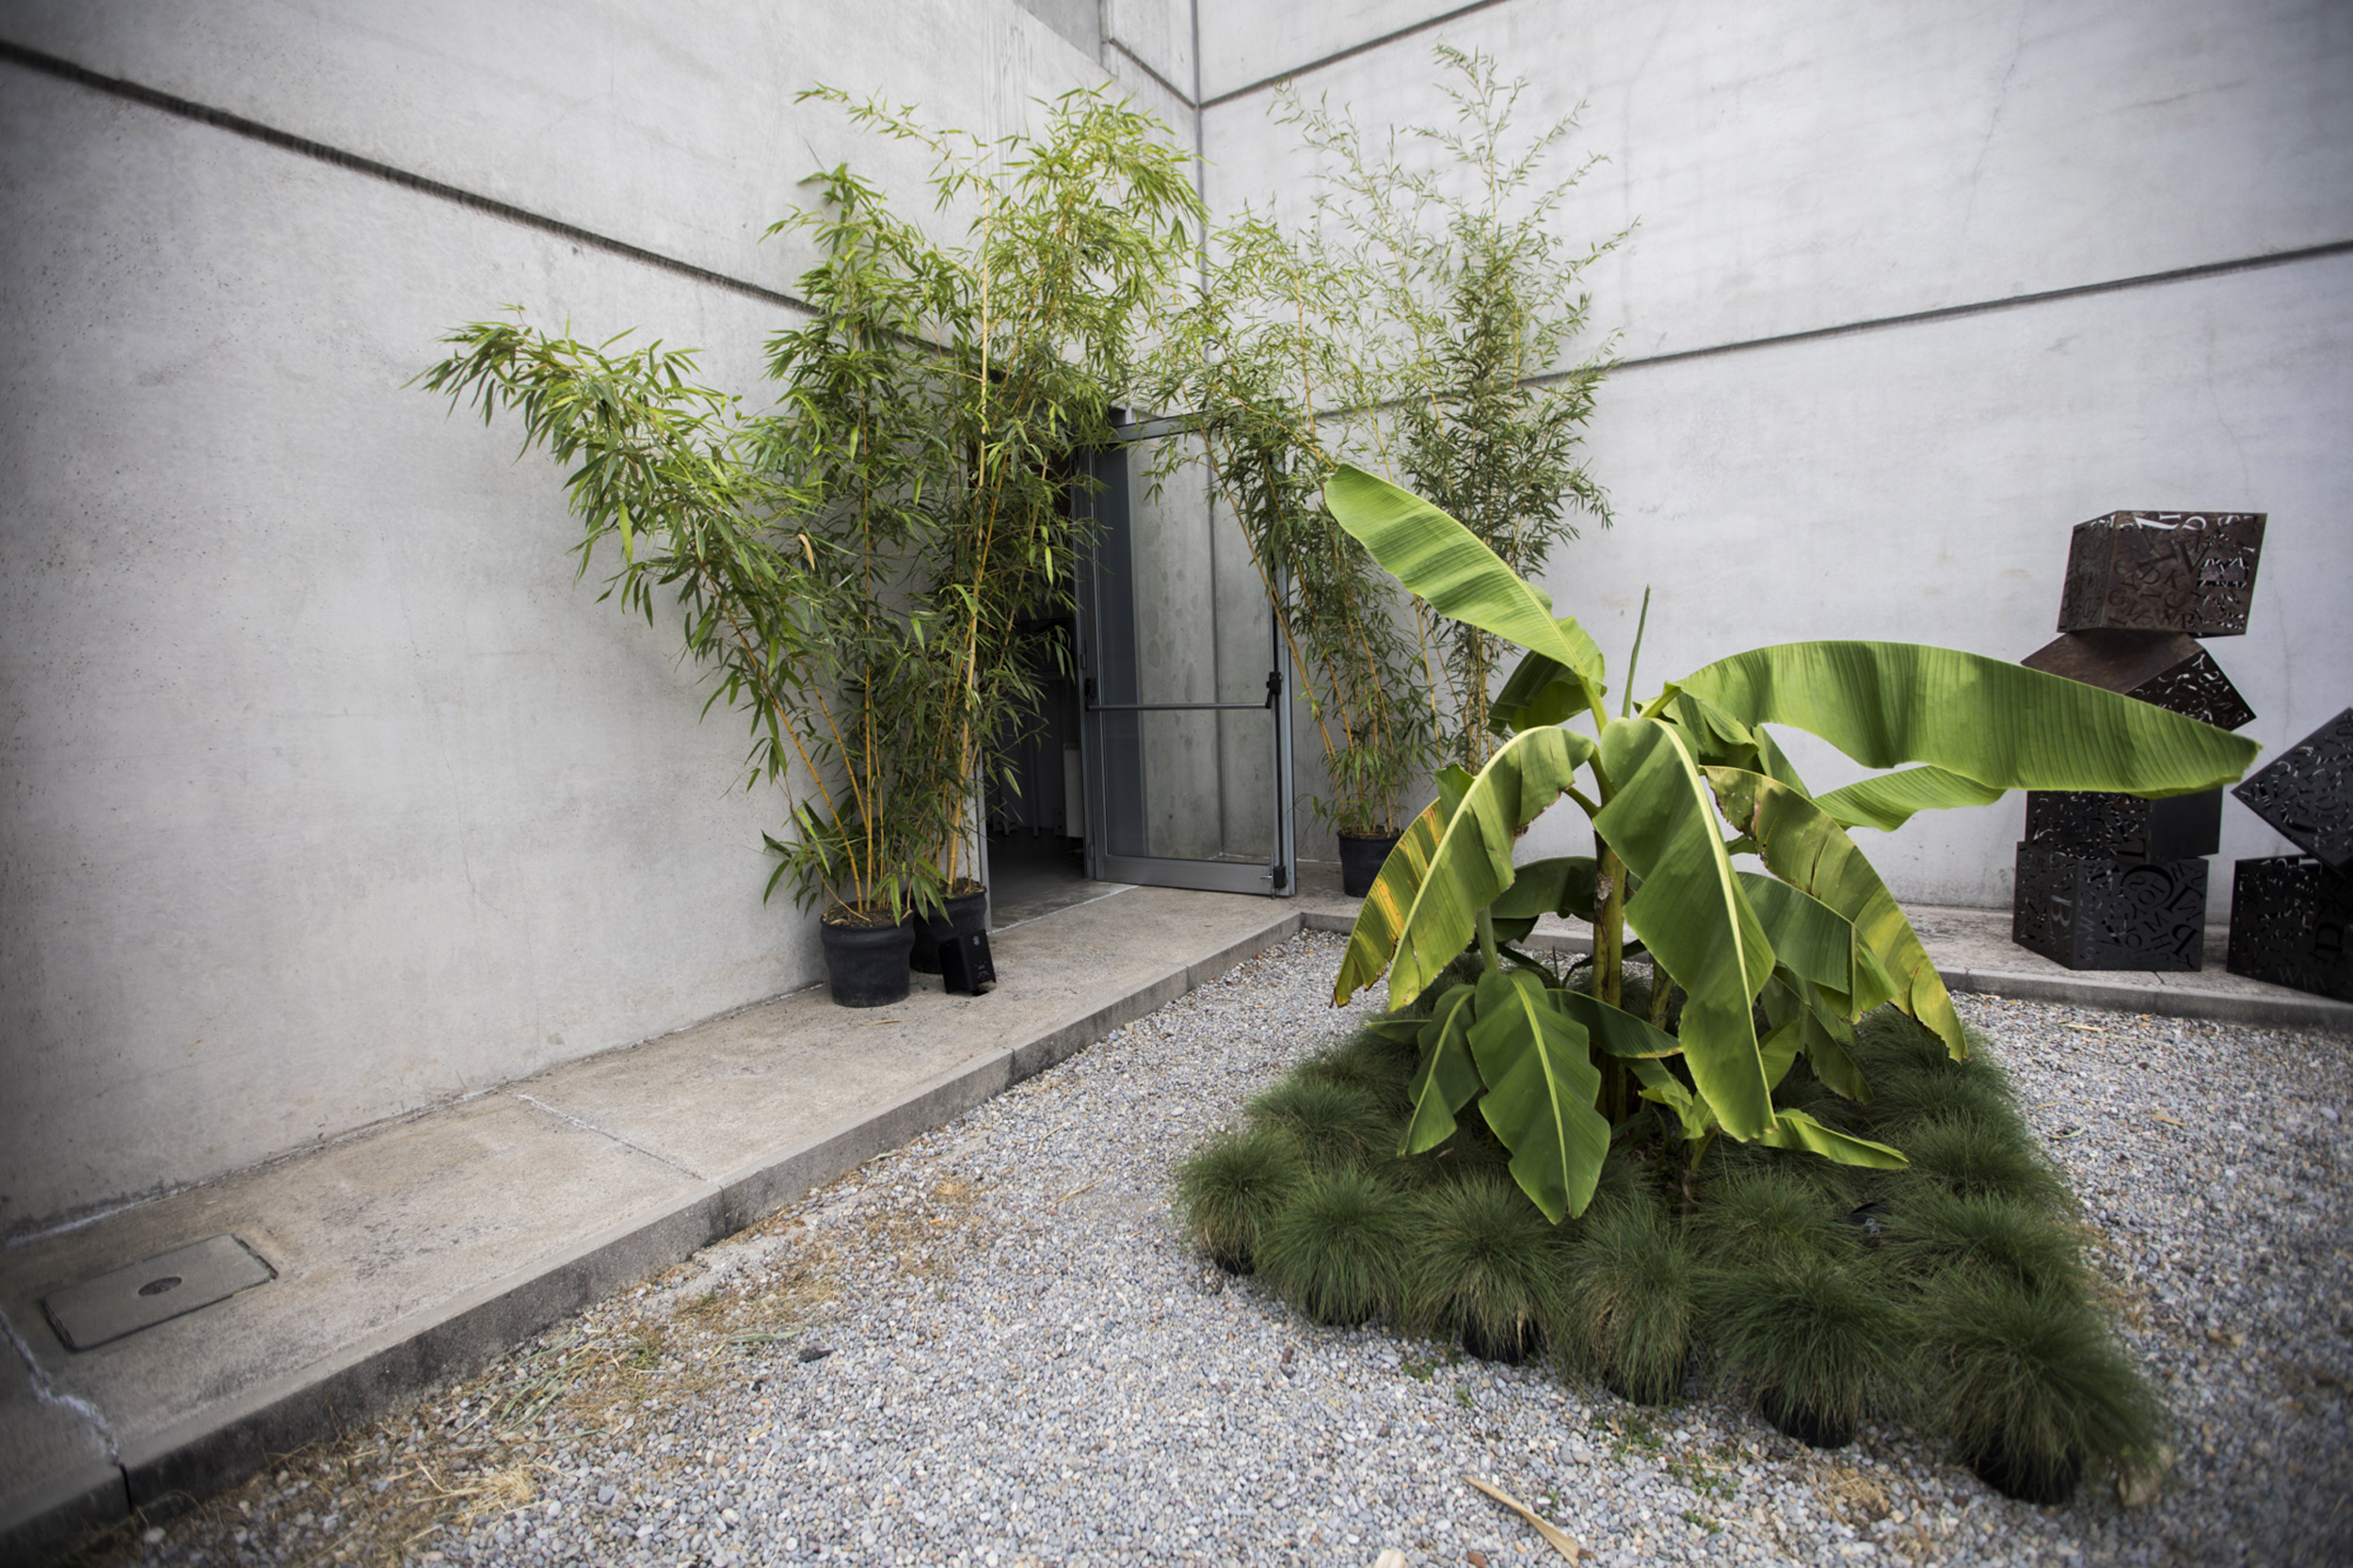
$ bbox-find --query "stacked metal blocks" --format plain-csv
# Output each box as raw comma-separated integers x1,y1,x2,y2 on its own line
2227,709,2353,1000
2012,512,2264,970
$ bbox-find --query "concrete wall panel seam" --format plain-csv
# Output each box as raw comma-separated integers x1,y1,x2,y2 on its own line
1199,0,1513,108
0,37,816,318
1586,236,2353,378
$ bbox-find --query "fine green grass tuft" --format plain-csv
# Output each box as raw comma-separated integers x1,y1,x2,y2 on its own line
1912,1267,2168,1505
1557,1194,1698,1405
1893,1113,2073,1211
1244,1079,1395,1170
1296,1033,1415,1115
1689,1164,1860,1271
1256,1166,1412,1326
1402,1176,1565,1362
1704,1255,1907,1447
1881,1188,2088,1292
1173,1128,1305,1273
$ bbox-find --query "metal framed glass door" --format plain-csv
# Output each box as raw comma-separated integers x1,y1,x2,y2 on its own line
1075,420,1295,896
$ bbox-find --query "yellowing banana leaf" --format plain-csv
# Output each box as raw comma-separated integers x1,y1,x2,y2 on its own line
1466,969,1609,1222
1342,726,1597,1008
1594,719,1778,1139
1813,766,2008,831
1755,1108,1908,1169
1401,984,1483,1155
1324,464,1608,712
1552,988,1682,1059
1673,642,2258,797
1708,766,1965,1059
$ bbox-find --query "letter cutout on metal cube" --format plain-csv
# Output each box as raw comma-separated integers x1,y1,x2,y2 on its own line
2230,708,2353,874
2056,511,2265,637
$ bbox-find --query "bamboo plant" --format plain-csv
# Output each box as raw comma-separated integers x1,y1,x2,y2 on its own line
1150,215,1431,839
420,87,1202,926
1287,47,1625,773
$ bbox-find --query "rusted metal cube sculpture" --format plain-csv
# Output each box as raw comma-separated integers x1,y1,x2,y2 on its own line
2231,707,2353,873
2057,511,2265,637
2018,630,2256,730
2012,844,2207,971
2024,789,2221,865
2226,856,2353,1001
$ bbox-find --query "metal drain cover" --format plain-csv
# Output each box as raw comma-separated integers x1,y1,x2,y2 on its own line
42,1235,276,1351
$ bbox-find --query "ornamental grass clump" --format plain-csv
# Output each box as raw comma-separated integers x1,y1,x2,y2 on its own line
1256,1168,1412,1327
1173,1129,1305,1276
1893,1114,2073,1210
1703,1254,1907,1449
1244,1079,1395,1170
1913,1268,2169,1506
1402,1176,1567,1363
1555,1195,1699,1406
1688,1164,1856,1272
1881,1189,2089,1293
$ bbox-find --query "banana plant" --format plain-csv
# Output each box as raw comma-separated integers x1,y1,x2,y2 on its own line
1325,466,2261,1223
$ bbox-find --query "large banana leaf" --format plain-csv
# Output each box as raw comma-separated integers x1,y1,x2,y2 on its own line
1339,726,1597,1008
1593,719,1778,1139
1554,987,1682,1059
1708,767,1966,1059
1737,872,1863,1004
1335,767,1472,1003
1812,766,2007,831
1401,984,1483,1155
1674,642,2259,797
1325,465,1608,712
1490,856,1598,921
1756,1108,1907,1169
1465,969,1609,1222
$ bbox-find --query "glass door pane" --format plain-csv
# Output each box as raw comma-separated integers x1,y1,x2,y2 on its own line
1077,424,1294,896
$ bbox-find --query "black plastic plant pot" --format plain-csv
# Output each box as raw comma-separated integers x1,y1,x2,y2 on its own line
821,916,915,1008
1338,832,1401,898
1461,1315,1544,1367
909,885,989,974
1757,1388,1856,1450
1967,1439,2086,1506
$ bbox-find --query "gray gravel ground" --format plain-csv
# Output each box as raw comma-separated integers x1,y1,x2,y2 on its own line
98,930,2353,1567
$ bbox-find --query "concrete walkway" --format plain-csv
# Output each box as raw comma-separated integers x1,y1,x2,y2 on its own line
5,873,2346,1558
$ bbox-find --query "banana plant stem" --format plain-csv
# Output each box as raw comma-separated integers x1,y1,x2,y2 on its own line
1475,907,1501,975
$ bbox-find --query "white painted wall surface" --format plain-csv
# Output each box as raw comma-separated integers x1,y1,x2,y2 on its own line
0,0,1185,1235
1200,0,2353,896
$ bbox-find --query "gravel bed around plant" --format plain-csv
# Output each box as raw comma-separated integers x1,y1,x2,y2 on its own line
89,930,2352,1568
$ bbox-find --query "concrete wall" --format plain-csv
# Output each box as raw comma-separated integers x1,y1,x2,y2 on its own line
1200,0,2353,901
7,0,2348,1234
0,0,1199,1236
